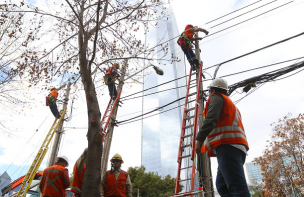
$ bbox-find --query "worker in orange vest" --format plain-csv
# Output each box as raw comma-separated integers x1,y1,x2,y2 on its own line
48,84,66,118
39,155,70,197
71,148,87,197
195,78,250,197
100,153,132,197
177,24,208,70
104,63,120,100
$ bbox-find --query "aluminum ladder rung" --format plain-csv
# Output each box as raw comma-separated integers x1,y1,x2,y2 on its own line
179,154,191,159
181,144,191,148
185,107,195,112
183,124,194,129
182,133,193,138
178,178,191,182
180,166,192,170
186,99,196,104
187,92,197,97
185,116,194,120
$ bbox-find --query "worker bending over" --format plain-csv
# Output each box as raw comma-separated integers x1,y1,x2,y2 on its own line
48,84,66,118
39,155,70,197
104,63,120,100
100,153,132,197
71,148,87,197
177,24,208,70
195,78,250,197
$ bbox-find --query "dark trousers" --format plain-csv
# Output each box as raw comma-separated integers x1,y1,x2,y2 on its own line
49,103,60,118
182,47,199,68
108,82,118,100
216,145,250,197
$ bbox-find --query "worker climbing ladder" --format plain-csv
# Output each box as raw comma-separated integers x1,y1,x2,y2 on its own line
175,62,204,197
16,110,66,197
100,89,122,142
100,59,127,178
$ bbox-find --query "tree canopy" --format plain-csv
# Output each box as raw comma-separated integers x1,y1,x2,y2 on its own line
128,165,183,197
254,113,304,196
1,0,172,195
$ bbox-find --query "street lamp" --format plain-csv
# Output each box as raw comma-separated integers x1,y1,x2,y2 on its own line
125,64,164,80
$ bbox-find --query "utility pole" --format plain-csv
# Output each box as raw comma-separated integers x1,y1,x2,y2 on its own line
194,35,214,197
48,82,72,167
100,59,127,178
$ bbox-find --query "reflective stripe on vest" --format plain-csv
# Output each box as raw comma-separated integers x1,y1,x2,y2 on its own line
71,162,85,194
104,170,128,197
201,93,249,156
41,165,66,197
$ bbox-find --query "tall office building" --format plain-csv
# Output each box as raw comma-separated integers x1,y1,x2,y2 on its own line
141,6,188,178
245,162,263,183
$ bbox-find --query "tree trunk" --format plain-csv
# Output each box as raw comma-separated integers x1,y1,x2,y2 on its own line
79,39,103,196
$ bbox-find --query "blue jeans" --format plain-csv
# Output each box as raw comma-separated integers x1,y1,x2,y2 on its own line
49,102,60,118
182,47,199,67
108,82,118,99
216,145,250,197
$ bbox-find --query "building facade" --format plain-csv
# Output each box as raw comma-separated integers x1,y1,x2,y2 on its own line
141,6,188,179
0,172,11,196
245,162,263,183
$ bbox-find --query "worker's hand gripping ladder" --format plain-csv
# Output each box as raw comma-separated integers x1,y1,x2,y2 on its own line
16,110,66,197
100,88,122,142
175,62,204,197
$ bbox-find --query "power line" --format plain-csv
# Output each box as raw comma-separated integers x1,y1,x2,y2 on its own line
210,0,278,29
205,0,263,24
208,30,304,77
121,82,196,102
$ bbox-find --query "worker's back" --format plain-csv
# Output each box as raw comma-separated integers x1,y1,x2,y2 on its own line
40,164,67,197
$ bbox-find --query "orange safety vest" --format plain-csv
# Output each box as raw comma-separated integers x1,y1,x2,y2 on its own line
106,66,114,76
50,90,59,98
201,92,249,157
104,170,128,197
41,164,67,197
184,28,195,40
71,163,85,194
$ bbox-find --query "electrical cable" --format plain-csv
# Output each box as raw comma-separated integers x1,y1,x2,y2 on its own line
117,96,187,124
210,0,278,29
207,30,304,77
118,103,184,126
121,82,196,102
1,113,51,176
205,0,263,25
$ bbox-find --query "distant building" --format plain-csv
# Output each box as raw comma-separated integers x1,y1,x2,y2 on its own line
245,162,263,183
0,172,11,196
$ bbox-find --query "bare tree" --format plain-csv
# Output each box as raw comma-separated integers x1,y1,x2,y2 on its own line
0,2,39,135
254,113,304,197
2,0,172,195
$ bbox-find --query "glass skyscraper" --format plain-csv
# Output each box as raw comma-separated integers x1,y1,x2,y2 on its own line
141,6,188,178
245,162,263,183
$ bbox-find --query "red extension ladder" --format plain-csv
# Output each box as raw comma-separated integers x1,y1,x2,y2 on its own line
175,62,204,197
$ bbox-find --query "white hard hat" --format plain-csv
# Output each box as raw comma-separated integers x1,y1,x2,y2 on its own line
208,78,228,90
56,155,69,167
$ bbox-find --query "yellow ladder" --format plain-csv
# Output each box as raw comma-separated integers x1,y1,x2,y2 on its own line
16,109,66,197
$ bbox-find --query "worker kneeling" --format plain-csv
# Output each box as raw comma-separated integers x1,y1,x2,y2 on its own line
39,155,70,197
100,153,132,197
71,148,87,197
195,78,250,197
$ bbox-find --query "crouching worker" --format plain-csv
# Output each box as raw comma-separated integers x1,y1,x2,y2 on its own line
48,84,66,119
104,63,120,100
100,153,132,197
39,155,70,197
71,148,87,197
177,24,209,70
